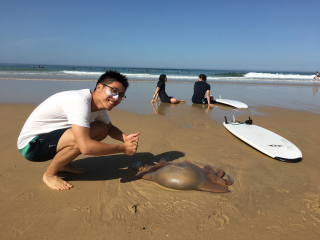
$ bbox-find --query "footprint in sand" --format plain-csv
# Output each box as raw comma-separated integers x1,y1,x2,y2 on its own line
11,228,23,237
196,211,229,231
16,191,34,203
100,199,155,224
302,193,320,223
99,199,125,224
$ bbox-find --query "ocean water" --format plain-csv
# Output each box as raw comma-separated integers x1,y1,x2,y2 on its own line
1,63,319,116
0,63,318,85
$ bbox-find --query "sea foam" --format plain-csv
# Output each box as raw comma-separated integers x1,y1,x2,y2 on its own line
244,72,314,79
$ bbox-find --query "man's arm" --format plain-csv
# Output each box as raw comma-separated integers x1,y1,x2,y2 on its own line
206,90,214,107
72,124,138,156
106,122,139,143
107,122,126,142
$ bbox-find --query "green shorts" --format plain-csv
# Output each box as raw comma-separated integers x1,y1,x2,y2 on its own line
19,128,69,162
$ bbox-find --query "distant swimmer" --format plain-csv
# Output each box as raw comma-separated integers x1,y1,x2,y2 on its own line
151,74,186,104
134,160,233,193
314,71,319,81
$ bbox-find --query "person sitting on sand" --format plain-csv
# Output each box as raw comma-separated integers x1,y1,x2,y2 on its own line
151,74,185,104
314,71,319,81
192,74,215,107
17,71,139,191
134,160,233,193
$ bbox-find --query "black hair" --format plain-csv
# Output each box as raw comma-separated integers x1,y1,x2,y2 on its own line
158,74,167,83
199,74,207,81
95,70,129,90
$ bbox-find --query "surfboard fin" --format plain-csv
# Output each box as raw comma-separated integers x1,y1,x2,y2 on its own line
244,116,253,125
224,116,228,124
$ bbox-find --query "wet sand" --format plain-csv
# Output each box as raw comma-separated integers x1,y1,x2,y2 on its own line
0,100,319,239
1,79,320,114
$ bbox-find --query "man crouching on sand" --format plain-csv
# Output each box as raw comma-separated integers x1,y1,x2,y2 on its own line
17,71,139,191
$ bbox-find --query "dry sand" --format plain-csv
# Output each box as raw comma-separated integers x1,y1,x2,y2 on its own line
0,103,319,240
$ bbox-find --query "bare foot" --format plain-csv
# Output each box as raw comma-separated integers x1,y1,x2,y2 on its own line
43,174,73,190
59,163,86,174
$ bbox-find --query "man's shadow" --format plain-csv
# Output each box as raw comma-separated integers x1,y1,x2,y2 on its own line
59,151,185,183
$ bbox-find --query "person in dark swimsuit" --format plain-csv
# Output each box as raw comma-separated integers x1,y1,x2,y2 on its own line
192,74,215,107
151,74,185,104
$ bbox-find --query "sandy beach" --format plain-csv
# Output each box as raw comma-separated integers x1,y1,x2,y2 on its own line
0,81,320,240
1,0,319,237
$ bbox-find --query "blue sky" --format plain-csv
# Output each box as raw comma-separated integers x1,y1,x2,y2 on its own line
0,0,319,71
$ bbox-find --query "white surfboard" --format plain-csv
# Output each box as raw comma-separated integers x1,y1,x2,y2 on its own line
223,118,302,163
214,96,248,109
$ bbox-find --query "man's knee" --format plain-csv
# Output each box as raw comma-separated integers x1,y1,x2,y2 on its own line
99,124,108,140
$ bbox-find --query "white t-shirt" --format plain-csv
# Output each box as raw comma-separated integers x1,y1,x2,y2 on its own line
17,89,110,149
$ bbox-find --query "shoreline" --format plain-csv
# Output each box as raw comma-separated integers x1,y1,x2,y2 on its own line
1,78,319,115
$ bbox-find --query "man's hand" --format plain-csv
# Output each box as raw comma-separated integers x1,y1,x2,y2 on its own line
126,132,140,144
123,133,140,156
124,139,138,155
